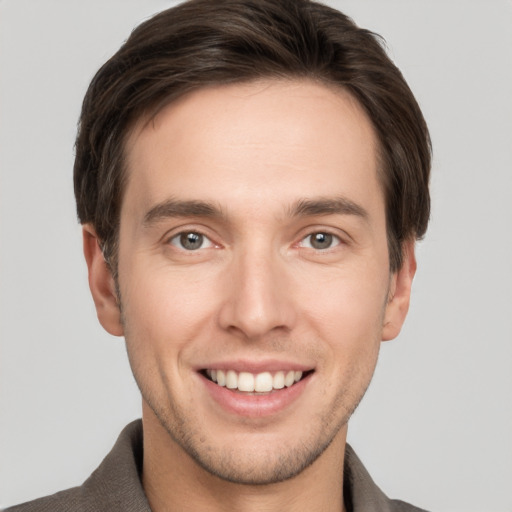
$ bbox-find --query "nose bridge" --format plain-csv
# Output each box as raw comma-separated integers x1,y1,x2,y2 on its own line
219,239,294,339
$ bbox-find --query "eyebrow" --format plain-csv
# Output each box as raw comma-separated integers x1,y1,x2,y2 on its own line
289,197,369,221
142,195,368,227
143,199,225,227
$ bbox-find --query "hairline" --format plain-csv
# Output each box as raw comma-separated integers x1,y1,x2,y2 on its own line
103,76,398,278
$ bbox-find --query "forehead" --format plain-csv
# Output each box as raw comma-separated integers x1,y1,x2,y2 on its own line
122,79,381,221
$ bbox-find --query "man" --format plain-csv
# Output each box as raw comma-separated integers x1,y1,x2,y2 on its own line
6,0,431,510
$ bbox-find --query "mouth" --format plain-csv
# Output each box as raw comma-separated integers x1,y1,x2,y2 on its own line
201,368,314,394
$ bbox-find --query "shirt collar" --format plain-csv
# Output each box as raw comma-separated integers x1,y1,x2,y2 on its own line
85,420,413,512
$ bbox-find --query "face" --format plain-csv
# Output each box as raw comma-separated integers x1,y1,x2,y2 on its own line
85,80,415,485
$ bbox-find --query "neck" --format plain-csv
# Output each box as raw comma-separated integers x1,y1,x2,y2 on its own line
141,407,348,512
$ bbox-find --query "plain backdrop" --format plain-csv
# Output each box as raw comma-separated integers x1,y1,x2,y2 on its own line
1,1,511,510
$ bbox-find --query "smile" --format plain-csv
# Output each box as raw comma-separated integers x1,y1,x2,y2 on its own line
204,369,307,393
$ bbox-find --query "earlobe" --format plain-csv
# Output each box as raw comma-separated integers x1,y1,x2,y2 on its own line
382,240,417,341
82,224,124,337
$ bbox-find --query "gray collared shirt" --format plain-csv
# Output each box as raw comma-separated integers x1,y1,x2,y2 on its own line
4,420,429,512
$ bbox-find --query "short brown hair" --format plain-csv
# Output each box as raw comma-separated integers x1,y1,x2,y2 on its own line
74,0,431,275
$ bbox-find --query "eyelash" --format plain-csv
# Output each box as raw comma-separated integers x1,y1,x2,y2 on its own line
298,232,343,251
168,230,215,251
166,229,344,253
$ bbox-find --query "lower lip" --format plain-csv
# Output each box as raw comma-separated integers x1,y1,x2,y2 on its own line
201,373,311,418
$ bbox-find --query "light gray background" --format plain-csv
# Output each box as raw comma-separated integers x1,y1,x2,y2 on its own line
1,1,511,510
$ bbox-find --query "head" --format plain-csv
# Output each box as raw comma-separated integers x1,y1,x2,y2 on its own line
77,0,431,489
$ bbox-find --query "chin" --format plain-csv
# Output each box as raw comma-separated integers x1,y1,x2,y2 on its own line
145,393,348,486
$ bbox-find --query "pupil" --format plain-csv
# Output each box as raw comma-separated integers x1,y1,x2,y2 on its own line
180,232,202,250
311,233,332,249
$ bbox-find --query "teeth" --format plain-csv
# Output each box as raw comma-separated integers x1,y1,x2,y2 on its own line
255,372,273,392
273,371,285,389
217,369,226,387
238,372,254,392
226,370,237,389
206,369,304,392
284,370,295,387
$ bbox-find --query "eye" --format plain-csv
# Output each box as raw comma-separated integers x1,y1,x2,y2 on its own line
169,231,214,251
300,232,341,250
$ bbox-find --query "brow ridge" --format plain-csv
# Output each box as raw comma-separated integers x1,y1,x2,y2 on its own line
143,199,224,226
143,196,368,227
290,197,368,220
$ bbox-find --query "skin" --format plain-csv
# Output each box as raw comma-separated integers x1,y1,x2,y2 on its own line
83,80,416,512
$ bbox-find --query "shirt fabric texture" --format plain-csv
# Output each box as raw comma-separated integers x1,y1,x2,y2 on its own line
4,420,429,512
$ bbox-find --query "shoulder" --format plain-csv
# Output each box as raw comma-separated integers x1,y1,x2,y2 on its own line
388,499,430,512
344,444,430,512
3,487,83,512
3,421,150,512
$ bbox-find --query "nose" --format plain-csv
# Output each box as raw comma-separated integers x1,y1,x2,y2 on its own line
218,247,296,340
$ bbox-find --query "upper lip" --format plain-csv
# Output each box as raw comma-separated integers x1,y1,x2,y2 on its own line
195,359,315,373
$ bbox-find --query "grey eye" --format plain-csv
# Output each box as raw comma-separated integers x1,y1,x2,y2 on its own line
310,233,333,249
301,232,340,250
170,232,213,251
180,232,203,250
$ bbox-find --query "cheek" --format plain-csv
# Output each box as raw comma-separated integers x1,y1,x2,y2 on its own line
119,262,220,351
296,264,389,371
300,262,389,330
119,268,219,403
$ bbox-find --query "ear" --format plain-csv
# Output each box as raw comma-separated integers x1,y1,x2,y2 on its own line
382,239,417,341
82,224,124,337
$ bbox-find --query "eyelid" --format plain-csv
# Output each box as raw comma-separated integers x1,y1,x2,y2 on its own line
169,232,214,250
295,223,350,244
298,231,343,250
163,224,220,249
